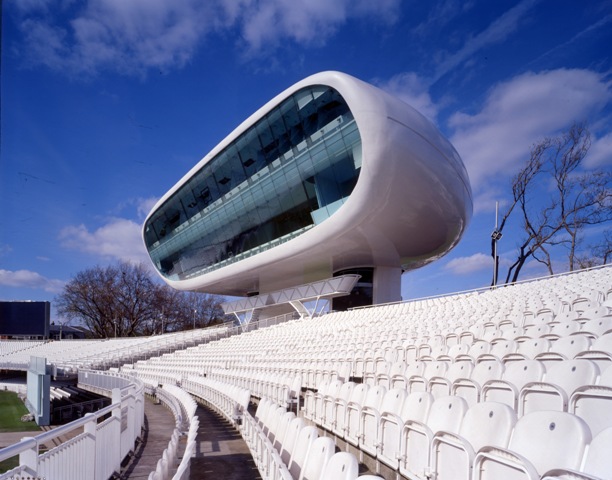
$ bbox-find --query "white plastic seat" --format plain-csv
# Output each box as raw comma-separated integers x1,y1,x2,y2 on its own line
364,360,390,386
473,410,591,480
345,384,386,447
541,426,612,480
569,363,612,437
263,405,286,438
322,381,353,431
377,361,405,389
304,380,328,420
438,343,470,362
452,358,504,406
298,436,336,480
359,387,407,457
482,359,546,410
280,417,306,465
536,335,592,366
377,391,433,470
555,310,582,323
574,332,612,369
546,320,581,338
409,360,448,392
522,323,550,338
333,383,368,439
390,360,425,389
505,337,551,361
315,379,342,425
399,395,468,480
430,401,517,480
287,425,318,479
428,361,473,399
456,340,490,363
319,451,359,480
519,359,600,416
272,411,296,452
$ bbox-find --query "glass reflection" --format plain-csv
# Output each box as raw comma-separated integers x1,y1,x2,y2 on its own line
144,85,362,281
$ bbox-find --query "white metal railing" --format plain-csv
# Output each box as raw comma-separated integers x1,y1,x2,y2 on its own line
0,371,144,480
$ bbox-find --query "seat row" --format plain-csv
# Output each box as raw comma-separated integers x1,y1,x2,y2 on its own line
181,375,251,426
242,397,380,480
310,384,612,480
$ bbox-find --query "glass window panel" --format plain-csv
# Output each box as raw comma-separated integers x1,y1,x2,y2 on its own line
145,85,362,280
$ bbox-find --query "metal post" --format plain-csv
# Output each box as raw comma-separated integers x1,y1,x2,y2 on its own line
491,201,502,287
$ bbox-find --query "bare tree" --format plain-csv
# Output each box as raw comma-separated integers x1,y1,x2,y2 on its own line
495,123,611,284
55,261,227,337
576,230,612,268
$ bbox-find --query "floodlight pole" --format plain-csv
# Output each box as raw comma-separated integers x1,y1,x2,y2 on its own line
193,309,197,330
491,201,502,287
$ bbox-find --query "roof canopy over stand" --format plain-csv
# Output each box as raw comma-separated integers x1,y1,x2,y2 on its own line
221,274,360,328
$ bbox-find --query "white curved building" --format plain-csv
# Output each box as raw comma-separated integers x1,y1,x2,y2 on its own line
143,71,472,311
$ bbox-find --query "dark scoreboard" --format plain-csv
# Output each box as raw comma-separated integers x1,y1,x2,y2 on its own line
0,301,50,338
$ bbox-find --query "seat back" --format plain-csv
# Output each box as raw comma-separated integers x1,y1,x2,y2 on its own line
548,320,580,336
582,426,612,478
471,359,504,386
319,452,359,480
514,337,550,359
503,359,546,389
280,417,305,465
427,395,468,434
488,339,516,358
362,384,386,410
545,359,599,394
548,335,591,359
400,391,433,423
288,425,319,479
510,411,590,474
349,383,369,404
298,436,335,480
273,411,296,450
461,401,516,452
432,401,516,480
379,388,407,415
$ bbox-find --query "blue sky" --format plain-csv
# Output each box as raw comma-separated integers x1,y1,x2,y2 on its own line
1,0,611,320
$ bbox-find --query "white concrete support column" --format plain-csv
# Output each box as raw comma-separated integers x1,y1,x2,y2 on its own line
373,266,402,304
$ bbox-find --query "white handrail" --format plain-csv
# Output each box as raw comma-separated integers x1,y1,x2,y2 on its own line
0,370,145,480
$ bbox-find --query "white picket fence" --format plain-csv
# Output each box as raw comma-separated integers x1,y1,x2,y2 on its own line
0,370,144,480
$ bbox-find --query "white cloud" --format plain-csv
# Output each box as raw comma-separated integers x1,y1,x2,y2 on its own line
59,217,149,263
235,0,400,52
432,0,539,83
0,269,65,293
137,197,160,220
378,72,439,123
19,0,214,76
14,0,401,76
449,69,612,191
585,132,612,168
445,252,492,274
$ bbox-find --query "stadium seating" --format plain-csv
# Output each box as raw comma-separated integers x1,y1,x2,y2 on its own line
1,265,611,479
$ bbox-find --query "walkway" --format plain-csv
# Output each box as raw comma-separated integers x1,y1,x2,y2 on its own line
122,398,260,480
190,404,261,480
121,397,179,479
